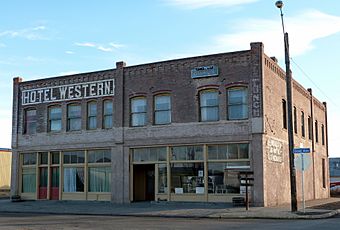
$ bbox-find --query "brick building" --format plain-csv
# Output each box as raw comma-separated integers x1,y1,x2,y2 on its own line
11,42,329,206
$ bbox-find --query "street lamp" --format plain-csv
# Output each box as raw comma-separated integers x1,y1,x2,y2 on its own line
275,1,298,212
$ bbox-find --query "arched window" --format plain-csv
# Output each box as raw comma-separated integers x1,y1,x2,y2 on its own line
67,104,81,131
87,101,97,130
154,94,171,125
131,97,147,126
227,87,248,120
48,105,62,132
24,108,37,134
200,90,219,122
103,100,113,129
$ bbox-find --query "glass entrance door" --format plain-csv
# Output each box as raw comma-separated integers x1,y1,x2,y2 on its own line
50,167,59,200
38,167,48,199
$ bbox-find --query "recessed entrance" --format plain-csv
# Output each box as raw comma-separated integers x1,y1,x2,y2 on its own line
133,164,155,201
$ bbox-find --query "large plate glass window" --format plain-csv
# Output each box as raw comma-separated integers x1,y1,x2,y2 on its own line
227,87,248,120
88,149,111,192
200,90,219,122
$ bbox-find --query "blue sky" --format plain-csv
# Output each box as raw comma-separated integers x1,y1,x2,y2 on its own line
0,0,339,156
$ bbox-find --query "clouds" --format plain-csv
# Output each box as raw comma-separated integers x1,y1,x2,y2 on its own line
0,25,49,40
75,42,124,52
166,0,258,9
209,10,340,58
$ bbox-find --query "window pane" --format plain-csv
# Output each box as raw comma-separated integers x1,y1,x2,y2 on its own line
23,153,36,165
239,144,249,159
228,144,238,159
155,96,170,110
158,164,167,193
171,146,203,161
51,152,60,164
63,151,84,164
131,98,146,113
68,104,81,117
63,167,84,192
155,111,171,124
228,105,248,120
88,116,97,129
88,167,111,192
69,118,81,130
88,149,111,163
39,152,48,165
201,107,219,121
103,100,113,115
50,120,62,131
22,168,36,193
208,163,241,194
171,163,204,194
133,147,167,162
103,115,113,129
132,113,146,126
50,107,61,119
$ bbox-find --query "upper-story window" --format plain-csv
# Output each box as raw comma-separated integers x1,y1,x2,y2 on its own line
315,120,319,143
154,94,171,125
227,87,248,120
293,106,297,134
200,90,219,122
301,111,305,137
87,101,97,130
48,106,62,132
321,124,325,145
282,99,287,129
67,104,81,131
308,116,312,140
131,97,147,127
24,109,37,134
103,100,113,129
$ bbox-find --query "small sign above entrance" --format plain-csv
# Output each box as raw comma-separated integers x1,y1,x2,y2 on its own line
191,65,219,79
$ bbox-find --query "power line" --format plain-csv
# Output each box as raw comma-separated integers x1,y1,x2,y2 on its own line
290,58,339,108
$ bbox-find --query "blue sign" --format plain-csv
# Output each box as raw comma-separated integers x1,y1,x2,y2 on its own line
293,148,311,154
191,65,219,79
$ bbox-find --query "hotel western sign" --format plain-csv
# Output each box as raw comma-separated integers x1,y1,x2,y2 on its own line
191,65,219,79
21,79,115,105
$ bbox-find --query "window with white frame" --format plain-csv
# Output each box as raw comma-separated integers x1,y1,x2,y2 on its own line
131,97,147,126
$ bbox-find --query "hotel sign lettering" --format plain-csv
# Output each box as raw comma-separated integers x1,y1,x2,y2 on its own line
21,79,115,105
191,65,219,79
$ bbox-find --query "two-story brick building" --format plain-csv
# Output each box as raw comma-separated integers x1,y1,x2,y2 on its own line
11,42,329,206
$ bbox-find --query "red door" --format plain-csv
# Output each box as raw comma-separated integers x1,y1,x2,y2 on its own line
38,167,48,199
50,167,59,200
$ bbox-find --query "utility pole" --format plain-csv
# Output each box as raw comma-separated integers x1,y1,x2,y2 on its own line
275,1,298,212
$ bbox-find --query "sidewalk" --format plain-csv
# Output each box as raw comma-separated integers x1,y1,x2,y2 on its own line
0,197,339,219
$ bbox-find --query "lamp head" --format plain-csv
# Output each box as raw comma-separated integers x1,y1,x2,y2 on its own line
275,1,284,9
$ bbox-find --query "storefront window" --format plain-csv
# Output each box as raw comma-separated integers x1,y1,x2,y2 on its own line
158,164,167,193
171,146,203,161
51,151,60,164
88,149,111,163
88,167,111,192
133,147,167,162
63,167,84,192
170,163,204,194
39,152,48,165
22,168,36,193
208,163,241,194
208,144,249,160
23,153,36,165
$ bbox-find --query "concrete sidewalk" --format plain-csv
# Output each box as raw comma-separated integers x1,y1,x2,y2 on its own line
0,197,339,219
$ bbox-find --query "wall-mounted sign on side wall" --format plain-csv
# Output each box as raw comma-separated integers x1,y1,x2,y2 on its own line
21,79,115,105
191,65,219,79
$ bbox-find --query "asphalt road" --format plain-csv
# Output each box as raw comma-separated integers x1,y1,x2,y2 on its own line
0,213,339,230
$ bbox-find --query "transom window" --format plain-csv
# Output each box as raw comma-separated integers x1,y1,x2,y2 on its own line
131,97,147,126
154,95,171,125
67,104,81,131
48,106,62,132
200,90,219,122
24,109,37,134
227,87,248,120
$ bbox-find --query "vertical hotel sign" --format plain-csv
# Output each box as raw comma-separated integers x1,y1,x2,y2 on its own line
21,79,115,105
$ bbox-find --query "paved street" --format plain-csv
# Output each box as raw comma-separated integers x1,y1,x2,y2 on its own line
0,213,340,230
